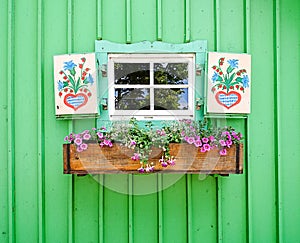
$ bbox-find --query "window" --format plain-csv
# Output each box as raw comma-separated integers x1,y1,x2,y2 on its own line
108,54,195,120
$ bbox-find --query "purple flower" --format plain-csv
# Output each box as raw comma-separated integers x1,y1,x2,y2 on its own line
161,161,168,167
137,167,145,173
76,146,83,152
202,137,209,143
167,158,176,166
209,136,215,142
74,137,82,146
186,137,195,144
97,132,104,139
203,143,211,151
130,140,136,146
226,140,233,147
194,139,202,147
103,139,110,146
219,148,227,156
83,133,91,140
131,153,140,161
219,140,226,146
200,147,206,153
80,143,88,150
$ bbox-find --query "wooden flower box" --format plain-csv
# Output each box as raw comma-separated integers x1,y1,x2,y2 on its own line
63,143,243,175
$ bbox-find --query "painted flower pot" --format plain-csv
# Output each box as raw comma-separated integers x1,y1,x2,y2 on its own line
63,143,243,175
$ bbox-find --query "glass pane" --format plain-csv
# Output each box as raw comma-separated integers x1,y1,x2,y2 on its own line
154,88,188,110
114,63,150,85
115,88,150,110
154,63,188,85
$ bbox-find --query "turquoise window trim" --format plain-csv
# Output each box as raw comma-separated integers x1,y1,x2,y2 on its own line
95,40,207,121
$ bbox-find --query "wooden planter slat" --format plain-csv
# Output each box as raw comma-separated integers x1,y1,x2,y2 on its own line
63,143,243,175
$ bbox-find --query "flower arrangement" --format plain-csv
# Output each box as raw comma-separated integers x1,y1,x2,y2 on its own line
64,118,242,173
211,57,250,93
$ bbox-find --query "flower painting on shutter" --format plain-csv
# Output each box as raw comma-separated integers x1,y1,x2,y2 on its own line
53,53,98,117
207,52,251,114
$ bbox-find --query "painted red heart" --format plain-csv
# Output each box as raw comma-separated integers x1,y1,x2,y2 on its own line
64,93,88,111
215,91,241,109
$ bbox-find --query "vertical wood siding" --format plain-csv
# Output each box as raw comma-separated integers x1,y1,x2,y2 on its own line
0,0,299,242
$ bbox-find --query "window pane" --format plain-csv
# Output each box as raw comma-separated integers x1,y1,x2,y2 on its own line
154,88,188,110
114,63,150,84
154,63,188,85
115,88,150,110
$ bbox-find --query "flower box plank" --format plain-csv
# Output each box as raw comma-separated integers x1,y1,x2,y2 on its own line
63,143,243,175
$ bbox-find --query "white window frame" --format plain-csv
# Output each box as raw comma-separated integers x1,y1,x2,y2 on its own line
108,53,195,120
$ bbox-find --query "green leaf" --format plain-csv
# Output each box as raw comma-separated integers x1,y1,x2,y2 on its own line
235,77,243,83
228,73,236,83
226,66,234,74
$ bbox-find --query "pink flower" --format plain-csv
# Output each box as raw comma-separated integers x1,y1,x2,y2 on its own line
203,143,211,151
74,137,82,146
130,140,136,146
83,133,91,140
80,143,88,150
226,140,232,147
97,132,104,139
200,147,206,153
219,148,227,156
219,139,226,146
202,137,209,143
186,137,195,144
167,158,176,166
131,153,140,161
194,139,202,147
137,167,145,173
209,136,215,142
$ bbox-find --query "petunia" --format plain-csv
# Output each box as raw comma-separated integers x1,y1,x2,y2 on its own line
203,143,211,151
186,137,195,144
63,60,77,71
131,153,140,161
219,139,226,146
83,133,91,140
80,143,88,150
209,136,215,142
137,167,145,173
226,140,233,147
74,137,82,146
202,137,209,143
219,148,227,155
97,132,104,139
194,139,202,147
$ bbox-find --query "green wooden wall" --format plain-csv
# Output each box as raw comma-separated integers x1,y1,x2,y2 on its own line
0,0,299,242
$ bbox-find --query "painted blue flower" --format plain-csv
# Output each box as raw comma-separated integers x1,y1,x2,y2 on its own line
87,74,94,85
63,60,77,71
212,71,219,82
57,80,64,91
227,59,239,69
242,74,250,88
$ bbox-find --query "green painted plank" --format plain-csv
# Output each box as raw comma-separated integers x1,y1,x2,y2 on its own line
162,0,185,43
73,176,99,243
190,0,215,49
37,0,45,242
162,175,187,243
277,1,300,242
43,0,70,242
190,175,217,243
248,0,277,242
132,174,158,243
73,0,97,51
216,1,247,242
14,0,39,241
131,0,156,42
103,175,129,243
102,0,126,43
218,0,244,52
0,0,9,242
